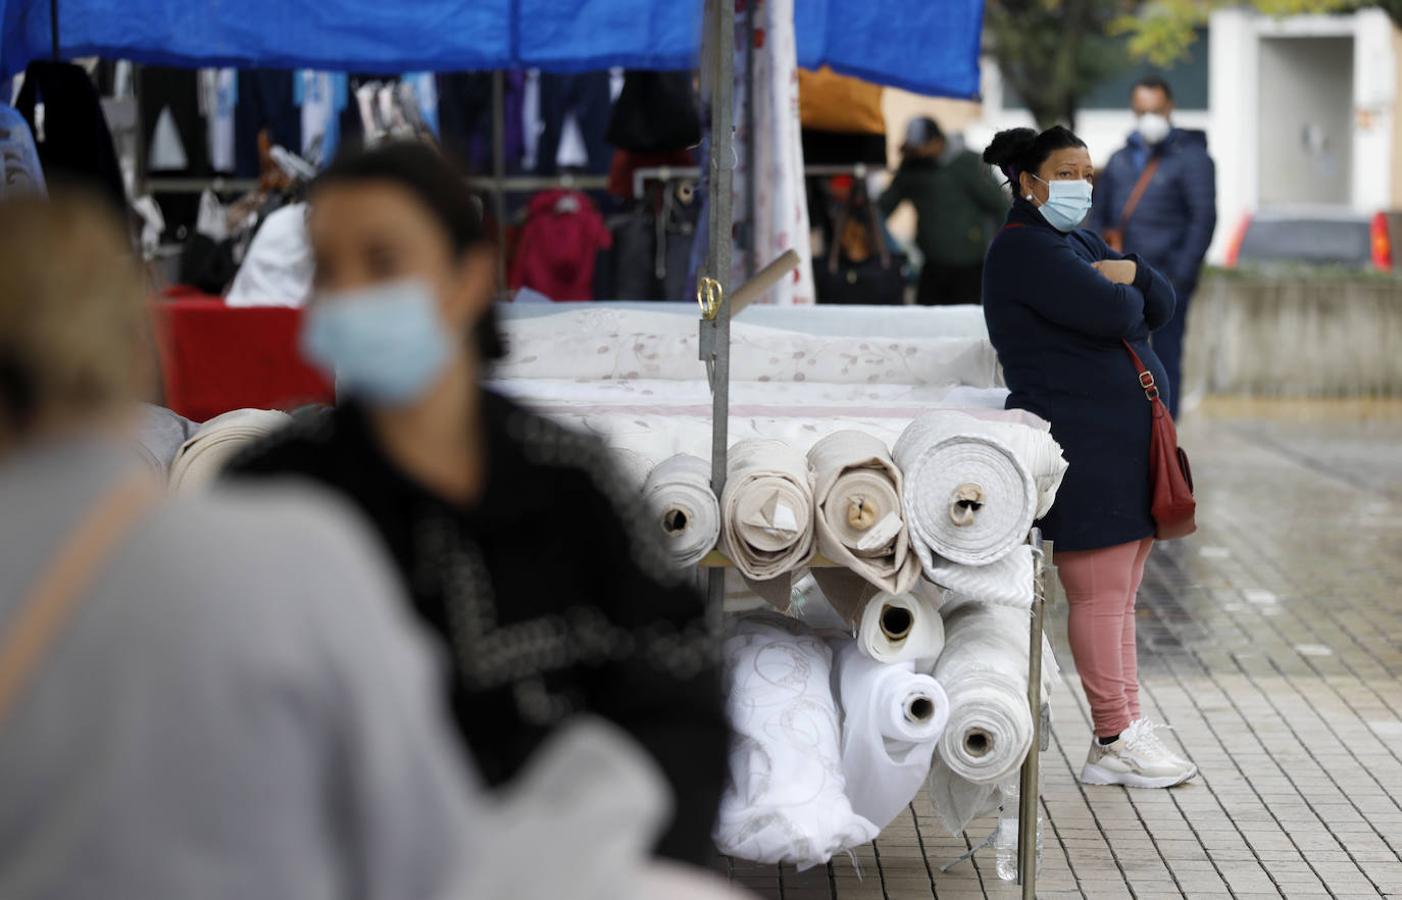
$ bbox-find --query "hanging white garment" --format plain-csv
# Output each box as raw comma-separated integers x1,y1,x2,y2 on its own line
168,408,292,493
149,106,189,172
808,430,920,597
641,454,720,569
717,439,815,583
728,0,815,305
199,68,237,173
715,616,879,867
855,590,945,672
225,203,313,308
834,642,950,831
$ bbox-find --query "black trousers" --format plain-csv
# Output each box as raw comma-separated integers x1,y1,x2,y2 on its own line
917,262,984,306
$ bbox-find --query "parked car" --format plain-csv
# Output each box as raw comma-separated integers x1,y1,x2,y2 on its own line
1224,207,1397,271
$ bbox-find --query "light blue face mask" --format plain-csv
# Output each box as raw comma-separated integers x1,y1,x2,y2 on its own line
301,278,453,406
1032,175,1094,233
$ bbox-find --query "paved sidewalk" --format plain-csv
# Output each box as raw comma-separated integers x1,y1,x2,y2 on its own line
720,402,1402,899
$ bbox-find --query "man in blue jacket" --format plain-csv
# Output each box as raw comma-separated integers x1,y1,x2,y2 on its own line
1090,76,1216,418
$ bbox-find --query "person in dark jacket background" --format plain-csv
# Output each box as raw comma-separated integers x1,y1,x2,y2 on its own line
982,124,1198,789
879,116,1008,305
1089,76,1217,418
227,142,728,866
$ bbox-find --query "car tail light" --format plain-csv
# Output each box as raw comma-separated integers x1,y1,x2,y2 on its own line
1370,212,1393,271
1225,213,1252,267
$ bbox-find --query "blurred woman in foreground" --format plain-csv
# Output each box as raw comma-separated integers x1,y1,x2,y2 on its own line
228,142,729,864
0,194,479,898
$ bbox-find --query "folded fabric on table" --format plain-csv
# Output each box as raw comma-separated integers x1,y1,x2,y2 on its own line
610,447,655,493
835,641,950,831
924,545,1036,609
927,603,1037,836
855,590,945,672
808,430,921,598
718,439,815,585
168,407,292,493
715,615,879,867
641,453,721,568
895,414,1040,569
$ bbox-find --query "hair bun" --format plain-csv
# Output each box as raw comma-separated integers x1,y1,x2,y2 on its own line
982,128,1038,169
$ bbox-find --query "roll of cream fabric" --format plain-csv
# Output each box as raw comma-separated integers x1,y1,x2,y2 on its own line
610,447,655,494
835,642,950,831
718,439,815,582
933,603,1035,788
855,591,945,672
925,545,1036,609
168,408,292,494
807,430,921,598
894,414,1039,569
641,454,720,569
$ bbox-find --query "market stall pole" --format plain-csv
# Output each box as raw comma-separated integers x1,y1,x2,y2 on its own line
699,0,736,627
1019,528,1048,897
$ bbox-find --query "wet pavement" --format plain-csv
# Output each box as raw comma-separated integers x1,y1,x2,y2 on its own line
720,400,1402,898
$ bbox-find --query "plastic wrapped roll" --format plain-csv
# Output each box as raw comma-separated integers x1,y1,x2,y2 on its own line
717,439,815,582
715,616,879,868
835,642,950,830
641,454,720,568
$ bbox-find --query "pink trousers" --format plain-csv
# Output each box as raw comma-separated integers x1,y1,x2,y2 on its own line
1055,537,1154,738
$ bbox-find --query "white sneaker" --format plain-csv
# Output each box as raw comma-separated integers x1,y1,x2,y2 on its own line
1080,718,1198,788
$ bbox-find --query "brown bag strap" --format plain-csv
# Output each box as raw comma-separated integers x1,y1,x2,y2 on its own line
1121,338,1163,404
0,473,161,727
1117,158,1161,233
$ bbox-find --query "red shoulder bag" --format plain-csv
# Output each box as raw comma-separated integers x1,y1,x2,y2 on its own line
1122,339,1196,539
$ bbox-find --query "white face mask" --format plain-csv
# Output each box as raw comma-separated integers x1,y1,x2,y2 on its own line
1137,112,1171,145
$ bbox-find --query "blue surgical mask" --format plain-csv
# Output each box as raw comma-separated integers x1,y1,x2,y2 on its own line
301,278,453,406
1033,176,1094,232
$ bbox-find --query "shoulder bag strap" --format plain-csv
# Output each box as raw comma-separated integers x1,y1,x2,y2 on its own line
1116,157,1162,234
1121,338,1162,403
0,472,161,727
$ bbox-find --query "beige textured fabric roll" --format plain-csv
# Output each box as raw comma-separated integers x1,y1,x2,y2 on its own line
168,409,292,494
718,439,815,583
807,431,921,600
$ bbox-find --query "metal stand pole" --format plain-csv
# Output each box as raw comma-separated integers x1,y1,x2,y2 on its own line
492,71,509,293
1017,528,1047,897
700,0,736,627
50,0,60,59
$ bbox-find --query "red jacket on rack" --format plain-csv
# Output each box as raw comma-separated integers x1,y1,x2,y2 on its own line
508,189,612,301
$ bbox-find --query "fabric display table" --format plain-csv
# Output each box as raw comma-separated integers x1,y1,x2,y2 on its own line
495,305,1060,881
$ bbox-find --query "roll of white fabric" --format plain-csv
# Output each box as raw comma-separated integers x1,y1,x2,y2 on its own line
933,603,1035,789
641,454,721,569
895,415,1038,569
808,431,921,598
925,545,1036,609
835,642,950,831
855,591,945,672
168,408,292,493
715,616,879,868
718,439,815,582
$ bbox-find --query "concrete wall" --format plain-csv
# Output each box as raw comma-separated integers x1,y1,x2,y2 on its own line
1257,36,1354,206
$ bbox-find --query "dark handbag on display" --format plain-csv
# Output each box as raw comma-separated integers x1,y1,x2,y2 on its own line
606,72,701,154
1103,157,1160,253
1122,339,1196,539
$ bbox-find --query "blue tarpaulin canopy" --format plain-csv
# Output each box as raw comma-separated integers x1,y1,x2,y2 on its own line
1,0,982,98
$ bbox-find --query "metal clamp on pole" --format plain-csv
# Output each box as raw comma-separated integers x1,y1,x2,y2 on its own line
1017,527,1047,897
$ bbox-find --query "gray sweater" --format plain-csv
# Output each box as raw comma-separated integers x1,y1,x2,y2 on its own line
0,436,480,900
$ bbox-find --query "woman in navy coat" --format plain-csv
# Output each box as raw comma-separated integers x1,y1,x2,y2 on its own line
981,126,1198,789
